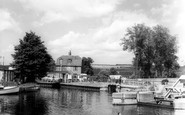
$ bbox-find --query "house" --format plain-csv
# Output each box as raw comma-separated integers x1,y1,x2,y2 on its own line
0,65,15,83
109,75,122,80
109,75,126,83
56,51,82,83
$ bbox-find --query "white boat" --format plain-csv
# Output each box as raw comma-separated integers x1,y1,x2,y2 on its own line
0,86,20,95
35,78,60,88
112,91,138,105
138,75,185,109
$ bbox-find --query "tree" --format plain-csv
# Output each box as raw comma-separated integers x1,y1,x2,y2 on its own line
152,25,179,78
121,24,179,78
97,70,109,82
121,24,154,78
11,31,55,82
109,67,118,75
81,57,94,76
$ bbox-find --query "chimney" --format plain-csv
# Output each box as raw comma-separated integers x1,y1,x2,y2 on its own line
69,50,72,55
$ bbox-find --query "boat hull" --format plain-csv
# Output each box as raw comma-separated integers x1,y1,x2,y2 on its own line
0,86,20,95
112,92,138,105
36,79,60,88
20,85,40,92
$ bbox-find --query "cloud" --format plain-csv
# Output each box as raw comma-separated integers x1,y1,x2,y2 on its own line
18,0,122,25
1,45,14,54
0,44,14,65
48,11,156,64
0,9,20,32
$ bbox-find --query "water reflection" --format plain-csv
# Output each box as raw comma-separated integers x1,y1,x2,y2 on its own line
0,95,18,114
15,92,48,115
0,88,184,115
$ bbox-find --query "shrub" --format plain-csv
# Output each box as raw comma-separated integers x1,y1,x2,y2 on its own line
161,79,169,85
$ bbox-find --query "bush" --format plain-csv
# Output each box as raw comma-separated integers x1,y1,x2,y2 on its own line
144,81,151,85
148,85,155,91
161,79,169,85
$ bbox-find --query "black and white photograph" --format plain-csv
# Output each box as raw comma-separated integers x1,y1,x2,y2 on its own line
0,0,185,115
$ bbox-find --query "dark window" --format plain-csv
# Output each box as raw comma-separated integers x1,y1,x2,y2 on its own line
67,59,72,64
73,67,78,71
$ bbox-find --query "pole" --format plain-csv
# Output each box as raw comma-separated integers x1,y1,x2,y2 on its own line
3,56,4,65
135,52,138,79
0,56,1,65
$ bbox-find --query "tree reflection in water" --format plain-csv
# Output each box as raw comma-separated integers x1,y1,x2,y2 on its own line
0,95,19,114
15,92,48,115
0,92,47,115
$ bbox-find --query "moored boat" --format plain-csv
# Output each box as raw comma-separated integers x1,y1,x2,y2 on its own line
36,78,60,88
0,86,20,95
112,91,138,105
19,83,40,92
138,75,185,109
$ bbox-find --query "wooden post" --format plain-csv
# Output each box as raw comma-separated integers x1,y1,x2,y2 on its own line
137,91,139,102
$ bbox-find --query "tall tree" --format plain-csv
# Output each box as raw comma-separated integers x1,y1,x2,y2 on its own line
121,24,154,78
121,24,179,78
11,31,55,82
152,25,179,77
81,57,94,76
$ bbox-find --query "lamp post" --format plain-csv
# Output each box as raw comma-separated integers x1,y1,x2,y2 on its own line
162,64,164,78
3,56,4,65
152,62,155,85
0,56,4,65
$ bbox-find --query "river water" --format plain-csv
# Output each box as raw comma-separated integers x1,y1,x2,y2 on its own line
0,88,184,115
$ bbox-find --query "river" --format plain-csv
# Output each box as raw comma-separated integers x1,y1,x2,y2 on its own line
0,88,184,115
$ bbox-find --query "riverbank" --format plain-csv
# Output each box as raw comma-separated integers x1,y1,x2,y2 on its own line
59,78,179,92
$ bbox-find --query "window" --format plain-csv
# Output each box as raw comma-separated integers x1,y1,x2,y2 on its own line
67,59,72,64
73,67,78,71
59,59,63,65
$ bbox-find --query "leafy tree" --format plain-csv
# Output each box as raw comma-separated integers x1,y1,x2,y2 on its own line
109,67,118,75
98,70,109,82
11,31,55,82
152,25,179,77
81,57,94,76
121,24,154,78
121,24,179,78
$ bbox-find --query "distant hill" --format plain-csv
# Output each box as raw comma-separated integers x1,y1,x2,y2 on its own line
93,65,185,78
93,66,134,78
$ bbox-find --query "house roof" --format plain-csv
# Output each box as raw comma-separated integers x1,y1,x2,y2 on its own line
57,55,82,67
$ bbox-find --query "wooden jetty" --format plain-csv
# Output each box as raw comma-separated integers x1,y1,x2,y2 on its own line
60,82,107,91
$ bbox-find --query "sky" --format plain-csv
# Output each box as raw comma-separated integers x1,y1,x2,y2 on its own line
0,0,185,66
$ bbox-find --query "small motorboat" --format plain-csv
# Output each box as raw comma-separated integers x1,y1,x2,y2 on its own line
19,84,40,92
0,86,20,95
35,78,60,88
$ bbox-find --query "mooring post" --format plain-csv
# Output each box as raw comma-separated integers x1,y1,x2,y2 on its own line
136,91,139,103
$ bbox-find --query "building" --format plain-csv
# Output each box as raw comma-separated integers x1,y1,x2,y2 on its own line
0,65,15,84
56,51,82,82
